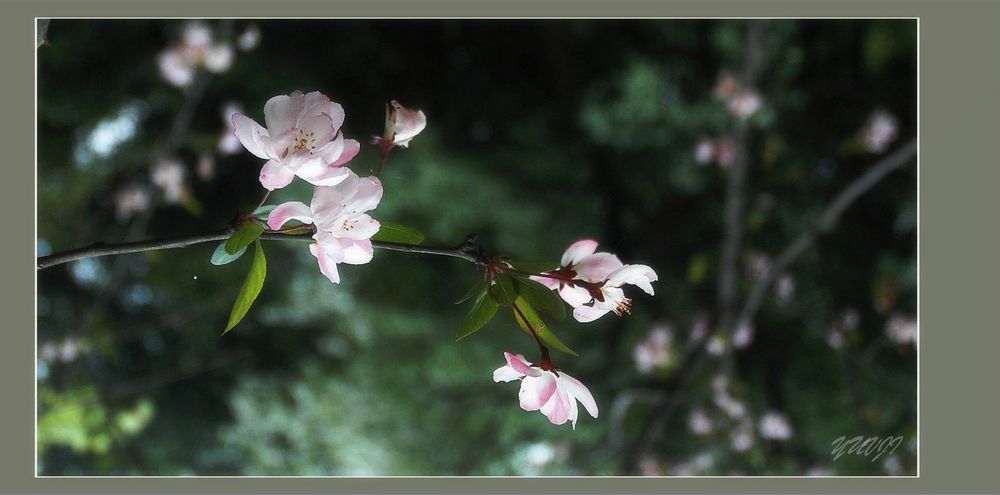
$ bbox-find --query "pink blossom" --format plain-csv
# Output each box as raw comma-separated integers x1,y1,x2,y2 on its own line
157,21,234,88
532,240,657,323
232,91,361,190
385,100,426,148
267,170,382,284
492,352,598,429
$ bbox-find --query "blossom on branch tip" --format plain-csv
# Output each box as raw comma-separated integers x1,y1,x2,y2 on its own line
232,90,361,190
374,100,427,151
267,170,382,284
531,240,658,323
492,352,598,429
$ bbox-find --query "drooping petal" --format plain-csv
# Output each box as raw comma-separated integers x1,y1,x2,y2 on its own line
558,285,593,308
573,252,624,283
266,201,313,230
560,239,599,267
566,389,580,429
556,372,599,419
573,303,613,323
309,242,341,284
231,113,273,160
503,352,541,376
539,385,572,425
607,264,658,295
493,365,524,383
338,238,375,265
519,374,557,412
259,160,296,190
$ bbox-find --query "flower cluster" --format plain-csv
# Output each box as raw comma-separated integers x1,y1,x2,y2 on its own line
493,352,598,429
158,21,234,88
232,91,425,284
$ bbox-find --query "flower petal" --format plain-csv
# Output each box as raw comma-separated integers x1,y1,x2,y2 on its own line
561,239,599,267
267,201,313,230
607,264,658,295
572,303,613,323
390,100,426,147
493,365,524,383
338,238,374,265
309,242,341,284
574,253,624,283
264,93,301,137
232,113,273,160
259,160,296,190
519,374,557,412
557,372,599,419
303,166,352,187
530,274,562,291
328,139,361,167
503,352,541,376
558,285,593,308
539,385,572,425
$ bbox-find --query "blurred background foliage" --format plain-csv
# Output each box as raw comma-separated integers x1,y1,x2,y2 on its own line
37,19,916,476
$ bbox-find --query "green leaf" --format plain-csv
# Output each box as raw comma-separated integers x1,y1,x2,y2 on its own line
223,240,267,334
455,271,488,305
509,261,561,274
210,241,247,266
456,292,499,341
512,296,578,357
225,222,265,255
489,274,517,306
370,221,425,245
251,205,277,221
516,278,566,320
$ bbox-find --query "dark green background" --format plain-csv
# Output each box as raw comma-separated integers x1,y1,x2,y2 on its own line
36,19,916,476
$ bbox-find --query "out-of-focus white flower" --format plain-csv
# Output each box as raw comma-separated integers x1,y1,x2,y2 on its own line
861,110,899,153
687,408,714,435
706,333,728,356
711,374,729,395
689,313,711,345
217,101,244,155
114,183,151,221
745,252,773,280
759,411,794,440
196,152,215,181
727,89,763,119
715,137,735,168
806,466,834,476
638,454,663,476
669,452,715,476
633,324,675,374
775,273,796,304
886,313,918,346
151,158,188,203
715,394,748,420
693,137,715,165
237,24,261,51
826,307,860,350
825,328,845,350
730,420,755,452
883,456,904,476
157,21,234,88
732,322,754,349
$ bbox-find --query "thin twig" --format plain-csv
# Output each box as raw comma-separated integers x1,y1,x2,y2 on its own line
37,231,485,269
732,138,917,333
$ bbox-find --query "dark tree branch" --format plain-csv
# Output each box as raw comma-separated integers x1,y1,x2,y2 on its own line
717,20,767,332
37,231,485,270
732,138,917,333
